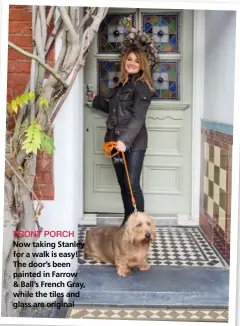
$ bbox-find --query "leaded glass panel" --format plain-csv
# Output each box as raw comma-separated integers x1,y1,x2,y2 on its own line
142,13,179,53
152,61,180,100
98,13,136,53
98,60,121,97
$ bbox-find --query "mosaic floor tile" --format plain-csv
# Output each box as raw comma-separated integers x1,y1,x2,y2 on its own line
78,226,228,268
69,307,228,322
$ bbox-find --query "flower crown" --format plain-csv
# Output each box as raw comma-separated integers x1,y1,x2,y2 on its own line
119,28,159,70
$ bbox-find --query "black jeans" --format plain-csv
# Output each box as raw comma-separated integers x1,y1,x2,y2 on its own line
112,149,146,226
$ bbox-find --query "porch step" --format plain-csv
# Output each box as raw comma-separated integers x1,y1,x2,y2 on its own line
81,214,178,226
96,215,178,226
69,265,229,308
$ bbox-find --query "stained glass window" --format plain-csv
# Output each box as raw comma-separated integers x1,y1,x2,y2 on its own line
98,13,136,53
98,60,121,97
152,61,180,100
97,60,180,100
142,13,179,53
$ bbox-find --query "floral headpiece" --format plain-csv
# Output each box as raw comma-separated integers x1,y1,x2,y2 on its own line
119,28,159,70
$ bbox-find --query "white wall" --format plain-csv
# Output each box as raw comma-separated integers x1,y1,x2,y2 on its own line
203,10,236,125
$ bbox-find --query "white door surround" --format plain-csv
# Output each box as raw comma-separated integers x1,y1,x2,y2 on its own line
80,10,204,226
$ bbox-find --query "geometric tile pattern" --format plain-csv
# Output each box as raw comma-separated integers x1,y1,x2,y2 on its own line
69,307,228,322
142,13,180,53
152,60,180,100
98,60,121,97
78,226,228,267
98,13,136,53
203,141,228,223
200,126,233,264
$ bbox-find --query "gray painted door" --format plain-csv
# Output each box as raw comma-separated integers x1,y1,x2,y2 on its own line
84,9,193,215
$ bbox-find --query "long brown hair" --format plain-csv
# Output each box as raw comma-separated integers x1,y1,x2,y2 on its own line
119,49,155,94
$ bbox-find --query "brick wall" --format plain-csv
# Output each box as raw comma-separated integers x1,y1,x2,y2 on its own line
8,5,55,200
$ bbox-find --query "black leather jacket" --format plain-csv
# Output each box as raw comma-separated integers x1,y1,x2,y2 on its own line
92,74,153,150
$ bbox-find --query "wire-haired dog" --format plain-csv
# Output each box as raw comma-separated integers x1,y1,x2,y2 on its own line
84,211,156,276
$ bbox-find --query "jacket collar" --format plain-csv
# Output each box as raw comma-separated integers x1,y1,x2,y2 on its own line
127,73,141,82
116,72,142,88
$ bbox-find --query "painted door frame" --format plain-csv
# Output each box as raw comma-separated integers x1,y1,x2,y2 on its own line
79,10,204,226
190,10,205,225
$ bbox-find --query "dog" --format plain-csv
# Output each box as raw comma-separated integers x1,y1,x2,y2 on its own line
84,211,156,277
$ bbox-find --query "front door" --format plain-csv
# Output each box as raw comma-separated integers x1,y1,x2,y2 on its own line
84,9,193,215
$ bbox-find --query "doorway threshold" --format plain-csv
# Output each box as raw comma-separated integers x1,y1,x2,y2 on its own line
82,213,178,226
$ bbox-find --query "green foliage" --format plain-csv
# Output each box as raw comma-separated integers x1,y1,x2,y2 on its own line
39,96,49,109
40,132,55,155
7,91,36,115
22,121,55,155
22,121,42,154
7,91,54,155
7,91,50,116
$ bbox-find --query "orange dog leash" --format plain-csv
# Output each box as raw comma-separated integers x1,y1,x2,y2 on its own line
103,141,137,213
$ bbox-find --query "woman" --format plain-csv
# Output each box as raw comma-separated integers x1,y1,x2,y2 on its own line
87,48,155,226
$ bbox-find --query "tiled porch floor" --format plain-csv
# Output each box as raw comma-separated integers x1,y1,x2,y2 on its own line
78,226,228,268
74,225,229,322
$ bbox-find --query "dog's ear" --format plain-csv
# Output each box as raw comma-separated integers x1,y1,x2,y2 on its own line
152,218,156,229
150,217,156,241
148,214,155,227
123,220,134,244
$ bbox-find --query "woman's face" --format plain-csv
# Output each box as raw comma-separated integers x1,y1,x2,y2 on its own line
125,52,141,75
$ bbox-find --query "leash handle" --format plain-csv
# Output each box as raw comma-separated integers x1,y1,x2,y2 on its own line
103,141,137,212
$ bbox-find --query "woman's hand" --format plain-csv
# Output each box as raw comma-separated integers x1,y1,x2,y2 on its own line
116,141,126,152
87,92,96,102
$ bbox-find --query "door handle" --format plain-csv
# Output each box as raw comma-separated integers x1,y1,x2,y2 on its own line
86,128,89,132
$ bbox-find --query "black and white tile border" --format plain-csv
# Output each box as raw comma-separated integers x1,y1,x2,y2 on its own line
78,226,228,268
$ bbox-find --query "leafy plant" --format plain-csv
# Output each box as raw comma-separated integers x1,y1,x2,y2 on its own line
21,121,55,155
7,91,35,115
7,91,54,155
40,131,55,154
39,95,49,109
